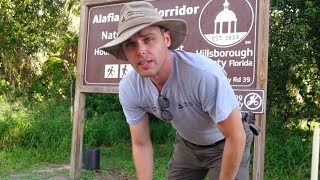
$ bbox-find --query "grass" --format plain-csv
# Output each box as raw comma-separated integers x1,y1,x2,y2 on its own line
0,147,70,178
98,143,174,179
264,116,318,179
0,143,174,179
0,96,319,179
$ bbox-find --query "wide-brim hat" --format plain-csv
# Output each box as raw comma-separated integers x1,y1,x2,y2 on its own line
99,1,187,61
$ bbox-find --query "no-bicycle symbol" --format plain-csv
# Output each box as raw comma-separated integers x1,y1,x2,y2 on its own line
244,92,262,111
234,89,264,113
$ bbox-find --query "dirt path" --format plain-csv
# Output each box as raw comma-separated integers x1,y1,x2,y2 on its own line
6,164,133,180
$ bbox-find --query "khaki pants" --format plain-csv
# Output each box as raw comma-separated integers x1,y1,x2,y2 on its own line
166,123,253,180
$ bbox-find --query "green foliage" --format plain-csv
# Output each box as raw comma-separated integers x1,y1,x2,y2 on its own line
264,115,314,179
0,0,319,178
268,1,320,122
0,113,317,179
24,55,76,102
0,0,78,102
83,111,130,148
0,147,70,176
0,96,30,148
83,95,175,147
21,100,73,149
0,0,318,125
0,0,67,81
0,80,12,94
0,94,174,151
85,94,123,118
0,96,72,150
150,119,175,144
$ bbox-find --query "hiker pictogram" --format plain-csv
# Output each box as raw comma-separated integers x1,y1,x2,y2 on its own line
104,64,119,78
121,65,128,77
119,64,134,78
107,66,115,77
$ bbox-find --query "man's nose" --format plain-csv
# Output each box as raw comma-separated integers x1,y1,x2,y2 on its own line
136,41,147,56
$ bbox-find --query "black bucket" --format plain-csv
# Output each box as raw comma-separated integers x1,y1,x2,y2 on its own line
83,148,100,170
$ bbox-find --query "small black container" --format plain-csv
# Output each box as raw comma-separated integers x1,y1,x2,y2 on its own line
83,148,100,170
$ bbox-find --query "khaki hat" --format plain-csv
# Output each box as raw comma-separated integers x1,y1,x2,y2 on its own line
99,1,187,61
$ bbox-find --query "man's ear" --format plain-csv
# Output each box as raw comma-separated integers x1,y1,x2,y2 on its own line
164,32,171,48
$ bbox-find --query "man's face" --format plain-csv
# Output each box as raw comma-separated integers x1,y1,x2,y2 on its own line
122,26,171,77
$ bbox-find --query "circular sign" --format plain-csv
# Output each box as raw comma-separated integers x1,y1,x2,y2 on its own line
199,0,254,48
244,92,262,110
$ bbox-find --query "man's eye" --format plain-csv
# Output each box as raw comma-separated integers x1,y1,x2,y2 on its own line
144,37,154,43
126,42,134,47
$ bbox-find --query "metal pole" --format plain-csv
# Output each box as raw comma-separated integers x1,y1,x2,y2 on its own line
311,128,319,180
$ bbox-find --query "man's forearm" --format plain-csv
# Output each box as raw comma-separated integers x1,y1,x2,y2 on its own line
132,143,153,180
219,135,246,180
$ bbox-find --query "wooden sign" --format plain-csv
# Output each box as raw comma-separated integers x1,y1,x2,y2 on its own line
70,0,269,179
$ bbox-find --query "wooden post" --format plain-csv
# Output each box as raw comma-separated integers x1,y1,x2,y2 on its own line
311,128,319,180
253,0,270,179
70,2,89,179
70,91,86,179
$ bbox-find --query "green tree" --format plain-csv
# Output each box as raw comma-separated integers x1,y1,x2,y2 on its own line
268,0,320,122
0,0,79,101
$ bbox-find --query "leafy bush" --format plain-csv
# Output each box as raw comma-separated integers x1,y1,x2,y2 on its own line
24,56,75,102
85,94,122,118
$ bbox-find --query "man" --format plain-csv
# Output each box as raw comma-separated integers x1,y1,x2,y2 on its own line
100,1,253,179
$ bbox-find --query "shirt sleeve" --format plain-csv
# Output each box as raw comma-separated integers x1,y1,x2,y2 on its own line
119,78,146,125
198,63,239,123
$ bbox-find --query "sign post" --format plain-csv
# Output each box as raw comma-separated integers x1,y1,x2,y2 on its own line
70,0,269,179
253,0,269,179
